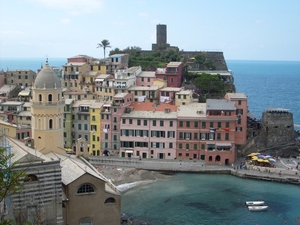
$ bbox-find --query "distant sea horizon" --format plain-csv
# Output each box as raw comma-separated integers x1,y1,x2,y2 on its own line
0,58,299,125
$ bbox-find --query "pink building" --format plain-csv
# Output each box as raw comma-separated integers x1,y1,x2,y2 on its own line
176,99,242,165
120,102,178,159
136,71,156,86
155,62,184,87
224,93,248,146
100,93,134,155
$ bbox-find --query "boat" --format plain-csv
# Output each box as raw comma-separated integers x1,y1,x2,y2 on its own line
245,201,265,206
248,206,269,211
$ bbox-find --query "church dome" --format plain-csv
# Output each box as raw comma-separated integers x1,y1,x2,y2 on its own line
34,62,61,89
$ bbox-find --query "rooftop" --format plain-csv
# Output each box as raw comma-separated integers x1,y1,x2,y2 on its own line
206,99,236,111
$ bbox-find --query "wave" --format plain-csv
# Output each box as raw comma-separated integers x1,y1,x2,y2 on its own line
117,179,157,192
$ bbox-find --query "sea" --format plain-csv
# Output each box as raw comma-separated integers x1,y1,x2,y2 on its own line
1,58,300,224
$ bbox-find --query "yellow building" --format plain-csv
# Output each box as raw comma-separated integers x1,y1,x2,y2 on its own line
0,120,17,138
89,101,103,155
31,61,65,155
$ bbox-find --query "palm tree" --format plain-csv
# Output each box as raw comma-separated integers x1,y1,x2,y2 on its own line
97,39,111,59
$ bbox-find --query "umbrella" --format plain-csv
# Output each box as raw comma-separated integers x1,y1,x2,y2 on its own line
268,158,276,162
257,159,264,162
248,153,259,156
251,156,258,160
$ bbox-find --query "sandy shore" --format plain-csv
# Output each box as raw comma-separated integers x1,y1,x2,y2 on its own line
96,165,172,186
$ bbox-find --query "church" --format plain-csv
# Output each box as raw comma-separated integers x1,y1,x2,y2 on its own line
1,62,121,225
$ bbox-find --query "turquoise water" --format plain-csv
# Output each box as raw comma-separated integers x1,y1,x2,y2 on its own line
122,173,300,225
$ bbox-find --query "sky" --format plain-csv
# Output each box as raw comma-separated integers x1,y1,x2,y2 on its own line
0,0,300,61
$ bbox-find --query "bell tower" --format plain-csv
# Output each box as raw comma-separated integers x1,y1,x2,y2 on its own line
31,61,65,155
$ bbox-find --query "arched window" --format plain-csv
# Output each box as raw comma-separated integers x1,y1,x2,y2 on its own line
209,156,212,162
24,174,38,182
49,119,53,129
79,217,93,225
104,197,116,204
39,94,42,102
77,184,95,194
48,94,52,102
215,155,221,162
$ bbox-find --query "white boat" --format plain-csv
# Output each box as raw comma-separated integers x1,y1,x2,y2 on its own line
245,201,265,206
248,206,269,211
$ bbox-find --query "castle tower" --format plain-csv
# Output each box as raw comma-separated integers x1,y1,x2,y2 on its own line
31,61,65,155
156,24,167,46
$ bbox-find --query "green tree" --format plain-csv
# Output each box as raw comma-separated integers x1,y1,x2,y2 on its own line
0,147,25,224
194,73,225,98
97,39,111,58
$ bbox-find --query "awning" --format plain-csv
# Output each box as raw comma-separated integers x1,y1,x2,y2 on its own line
216,142,232,147
125,150,133,153
18,91,31,96
95,78,104,82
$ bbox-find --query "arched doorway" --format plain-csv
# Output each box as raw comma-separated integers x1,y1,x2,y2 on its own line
215,155,221,162
208,156,212,162
225,159,229,165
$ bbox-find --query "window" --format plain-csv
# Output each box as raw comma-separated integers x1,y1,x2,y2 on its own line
129,119,133,124
169,143,173,148
194,133,198,140
179,121,183,127
77,184,94,193
137,120,141,125
194,122,198,128
225,133,229,140
226,122,230,128
78,115,81,120
144,120,147,126
238,100,242,105
153,120,156,126
186,121,190,127
122,119,126,124
210,122,214,128
179,132,183,139
92,116,95,121
104,197,116,204
105,134,108,139
202,122,206,128
179,143,182,149
218,122,221,128
79,217,93,225
217,133,221,140
178,94,181,99
238,119,241,125
84,124,88,130
24,174,38,182
186,144,189,150
170,121,173,127
49,119,53,129
78,124,82,130
160,121,164,126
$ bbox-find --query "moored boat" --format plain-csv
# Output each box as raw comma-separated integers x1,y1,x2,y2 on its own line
248,205,269,211
245,201,265,206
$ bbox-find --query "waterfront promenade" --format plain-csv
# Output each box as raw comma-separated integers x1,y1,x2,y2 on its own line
89,156,300,185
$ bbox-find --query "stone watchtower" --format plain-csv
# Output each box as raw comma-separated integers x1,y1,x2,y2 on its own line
31,61,65,155
152,24,170,50
157,24,167,46
256,108,296,150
